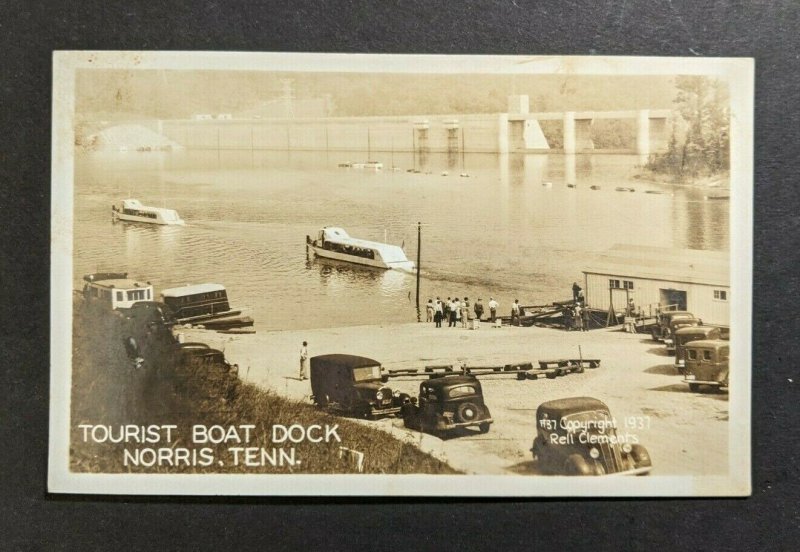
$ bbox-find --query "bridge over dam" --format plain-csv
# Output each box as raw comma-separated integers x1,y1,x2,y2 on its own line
84,95,673,156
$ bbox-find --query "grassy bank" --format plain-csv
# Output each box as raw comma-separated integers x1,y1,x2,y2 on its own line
69,298,459,475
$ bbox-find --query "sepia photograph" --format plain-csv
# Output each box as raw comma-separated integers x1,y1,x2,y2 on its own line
48,52,752,496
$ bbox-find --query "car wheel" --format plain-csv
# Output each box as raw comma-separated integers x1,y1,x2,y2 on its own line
630,444,652,469
531,440,540,462
689,383,700,392
455,402,480,423
546,370,558,379
650,328,660,341
564,454,591,476
478,422,490,434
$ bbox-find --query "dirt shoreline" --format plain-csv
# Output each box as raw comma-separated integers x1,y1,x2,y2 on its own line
180,321,729,476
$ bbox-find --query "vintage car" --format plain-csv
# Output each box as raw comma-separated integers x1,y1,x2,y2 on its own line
663,316,702,353
310,354,408,418
683,339,729,392
172,343,240,401
651,310,696,342
673,326,722,373
401,374,493,434
530,397,652,476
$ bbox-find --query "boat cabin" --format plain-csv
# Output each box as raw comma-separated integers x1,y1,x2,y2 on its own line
160,283,231,320
113,199,184,225
82,272,154,310
309,227,414,270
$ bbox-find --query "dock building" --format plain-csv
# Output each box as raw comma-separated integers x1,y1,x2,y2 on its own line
582,245,730,326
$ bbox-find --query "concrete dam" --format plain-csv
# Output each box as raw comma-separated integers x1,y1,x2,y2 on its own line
87,95,672,156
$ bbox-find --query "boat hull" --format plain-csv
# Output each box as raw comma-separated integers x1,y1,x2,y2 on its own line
113,212,185,226
308,243,414,271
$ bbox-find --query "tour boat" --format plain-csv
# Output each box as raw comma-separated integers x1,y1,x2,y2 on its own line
112,199,185,225
159,283,253,327
82,272,154,310
339,161,383,170
306,227,415,271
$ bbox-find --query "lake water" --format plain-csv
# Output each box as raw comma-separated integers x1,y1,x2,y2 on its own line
73,149,729,330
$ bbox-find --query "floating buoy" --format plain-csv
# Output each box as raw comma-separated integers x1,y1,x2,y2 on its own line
590,185,601,190
441,171,449,176
459,173,470,178
566,183,576,188
542,181,553,188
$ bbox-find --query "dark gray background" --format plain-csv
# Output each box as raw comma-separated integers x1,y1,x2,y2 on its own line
1,1,798,549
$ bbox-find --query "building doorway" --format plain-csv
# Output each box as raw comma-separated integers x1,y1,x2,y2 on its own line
660,288,687,311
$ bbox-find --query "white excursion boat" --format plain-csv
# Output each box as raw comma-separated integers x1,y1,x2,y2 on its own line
112,199,185,225
82,272,154,310
306,227,415,271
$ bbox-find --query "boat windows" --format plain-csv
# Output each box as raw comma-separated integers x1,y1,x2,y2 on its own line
116,291,123,302
127,289,147,301
323,241,376,260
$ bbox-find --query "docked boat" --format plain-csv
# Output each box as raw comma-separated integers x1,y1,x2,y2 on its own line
306,227,415,271
159,283,253,328
112,199,185,225
82,272,154,310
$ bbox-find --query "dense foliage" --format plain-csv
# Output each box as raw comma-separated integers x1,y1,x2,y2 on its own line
646,76,730,178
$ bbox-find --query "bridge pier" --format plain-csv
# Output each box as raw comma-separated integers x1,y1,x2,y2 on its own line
563,112,576,154
636,109,650,157
563,112,595,154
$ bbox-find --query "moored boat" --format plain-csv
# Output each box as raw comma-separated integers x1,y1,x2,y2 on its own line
82,272,154,310
112,199,185,225
159,283,253,327
306,227,415,271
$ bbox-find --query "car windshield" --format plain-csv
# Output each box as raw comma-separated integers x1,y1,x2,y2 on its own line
352,365,382,382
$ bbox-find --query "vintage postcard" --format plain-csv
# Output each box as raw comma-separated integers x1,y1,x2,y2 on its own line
49,52,752,496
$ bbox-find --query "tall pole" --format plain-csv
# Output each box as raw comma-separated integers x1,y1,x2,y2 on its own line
416,222,421,320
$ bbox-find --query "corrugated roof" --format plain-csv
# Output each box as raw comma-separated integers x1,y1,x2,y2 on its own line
583,244,729,286
160,283,226,297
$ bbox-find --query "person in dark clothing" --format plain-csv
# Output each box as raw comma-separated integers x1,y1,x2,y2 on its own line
474,298,484,321
572,282,582,302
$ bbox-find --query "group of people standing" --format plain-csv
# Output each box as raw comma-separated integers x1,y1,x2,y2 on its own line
426,296,501,328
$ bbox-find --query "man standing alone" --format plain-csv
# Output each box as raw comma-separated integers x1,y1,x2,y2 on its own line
488,297,498,322
474,298,484,321
511,299,521,326
299,341,309,380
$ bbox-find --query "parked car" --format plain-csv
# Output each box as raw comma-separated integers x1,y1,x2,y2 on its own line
173,343,240,400
531,397,652,476
673,326,722,373
401,374,493,435
651,310,695,341
119,300,177,325
310,354,408,418
663,316,702,354
683,339,729,392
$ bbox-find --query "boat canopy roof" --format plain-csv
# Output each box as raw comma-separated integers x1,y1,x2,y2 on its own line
160,283,227,297
121,199,144,209
321,227,410,263
87,278,150,290
121,199,181,220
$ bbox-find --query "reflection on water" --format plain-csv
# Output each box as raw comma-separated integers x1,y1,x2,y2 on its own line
74,149,729,330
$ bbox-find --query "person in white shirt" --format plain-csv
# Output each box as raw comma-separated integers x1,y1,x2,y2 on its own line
488,297,498,322
299,341,309,380
511,299,521,325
